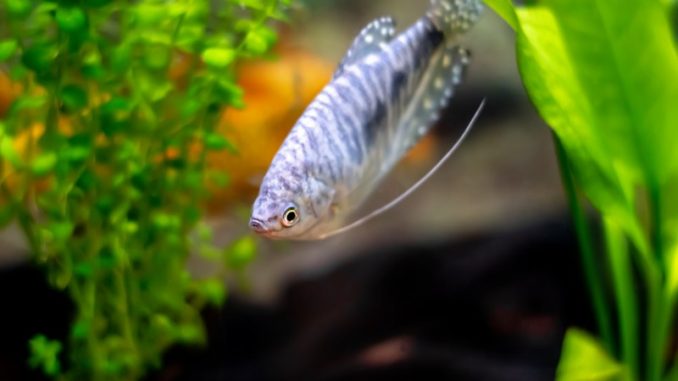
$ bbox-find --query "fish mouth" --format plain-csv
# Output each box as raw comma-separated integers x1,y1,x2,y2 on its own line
249,217,270,234
249,217,282,237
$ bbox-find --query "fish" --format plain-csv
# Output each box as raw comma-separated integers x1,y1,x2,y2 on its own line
249,0,483,240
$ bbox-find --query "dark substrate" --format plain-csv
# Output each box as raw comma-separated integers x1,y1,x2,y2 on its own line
0,215,594,381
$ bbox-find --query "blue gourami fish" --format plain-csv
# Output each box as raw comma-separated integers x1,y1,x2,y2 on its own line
250,0,484,240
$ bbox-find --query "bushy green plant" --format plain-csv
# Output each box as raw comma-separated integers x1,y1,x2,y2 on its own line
0,0,288,379
485,0,678,380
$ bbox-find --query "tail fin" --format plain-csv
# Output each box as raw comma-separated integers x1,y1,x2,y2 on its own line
427,0,483,36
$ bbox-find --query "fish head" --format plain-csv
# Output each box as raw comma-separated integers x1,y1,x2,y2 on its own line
249,171,334,240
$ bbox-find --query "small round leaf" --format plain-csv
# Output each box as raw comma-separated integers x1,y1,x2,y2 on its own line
55,7,87,33
31,152,57,176
21,43,58,74
6,0,31,17
28,335,62,377
225,236,257,269
0,40,18,62
201,48,236,68
214,80,244,108
200,279,227,307
203,132,229,150
59,85,88,111
244,33,268,55
0,138,22,167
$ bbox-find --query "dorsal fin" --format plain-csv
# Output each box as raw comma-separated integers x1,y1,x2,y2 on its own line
393,43,470,158
334,17,396,79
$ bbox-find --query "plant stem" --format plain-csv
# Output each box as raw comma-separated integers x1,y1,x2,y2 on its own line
553,135,615,353
604,218,639,378
649,183,664,268
655,288,676,381
644,277,663,381
648,183,667,381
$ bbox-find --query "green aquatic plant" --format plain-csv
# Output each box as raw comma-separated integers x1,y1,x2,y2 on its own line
485,0,678,380
0,0,288,379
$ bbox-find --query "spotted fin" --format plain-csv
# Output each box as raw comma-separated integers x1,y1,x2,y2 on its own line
394,43,470,158
334,17,396,79
427,0,483,37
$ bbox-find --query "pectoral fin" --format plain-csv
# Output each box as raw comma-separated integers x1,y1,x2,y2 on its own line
318,99,485,240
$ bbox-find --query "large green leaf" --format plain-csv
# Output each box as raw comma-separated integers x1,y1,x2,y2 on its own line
505,1,678,380
518,0,678,183
515,4,650,255
483,0,518,30
514,0,678,254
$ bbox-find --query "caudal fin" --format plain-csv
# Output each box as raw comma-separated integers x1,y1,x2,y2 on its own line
427,0,483,37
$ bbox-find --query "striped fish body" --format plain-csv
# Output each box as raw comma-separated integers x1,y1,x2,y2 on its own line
250,0,482,240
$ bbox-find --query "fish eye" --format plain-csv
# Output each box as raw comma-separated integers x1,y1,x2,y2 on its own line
281,207,299,227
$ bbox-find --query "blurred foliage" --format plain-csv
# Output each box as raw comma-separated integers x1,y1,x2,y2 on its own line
485,0,678,380
0,0,288,379
29,335,63,378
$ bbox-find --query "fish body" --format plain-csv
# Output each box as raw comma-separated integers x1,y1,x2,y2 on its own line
250,0,482,240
